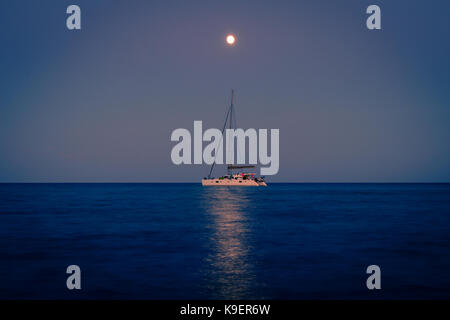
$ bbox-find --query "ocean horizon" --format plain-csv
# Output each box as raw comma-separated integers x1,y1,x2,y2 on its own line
1,182,449,184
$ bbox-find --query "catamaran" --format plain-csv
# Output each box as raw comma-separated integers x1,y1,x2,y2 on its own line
202,90,267,186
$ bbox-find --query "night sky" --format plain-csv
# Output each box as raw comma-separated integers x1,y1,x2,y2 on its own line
1,0,449,182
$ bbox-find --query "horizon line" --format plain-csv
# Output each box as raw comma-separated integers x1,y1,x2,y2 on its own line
0,181,449,184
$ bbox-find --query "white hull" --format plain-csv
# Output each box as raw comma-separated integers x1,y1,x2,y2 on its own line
202,179,267,186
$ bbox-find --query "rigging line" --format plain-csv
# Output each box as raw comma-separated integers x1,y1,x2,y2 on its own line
227,91,233,173
232,100,240,165
207,103,232,178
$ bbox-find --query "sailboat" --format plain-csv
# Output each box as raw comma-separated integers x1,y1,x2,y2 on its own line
202,90,267,186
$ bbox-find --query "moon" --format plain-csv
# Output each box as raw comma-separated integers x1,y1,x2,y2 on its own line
226,34,236,46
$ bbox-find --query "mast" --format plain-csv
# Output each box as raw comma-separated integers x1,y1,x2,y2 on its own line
230,89,234,130
207,89,234,179
228,89,234,176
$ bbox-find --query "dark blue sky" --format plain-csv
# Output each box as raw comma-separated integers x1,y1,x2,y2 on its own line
1,0,449,182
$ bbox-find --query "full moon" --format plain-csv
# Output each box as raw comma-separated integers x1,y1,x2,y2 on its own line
226,34,236,45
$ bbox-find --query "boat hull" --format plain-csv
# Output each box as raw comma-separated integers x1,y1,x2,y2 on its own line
202,179,266,186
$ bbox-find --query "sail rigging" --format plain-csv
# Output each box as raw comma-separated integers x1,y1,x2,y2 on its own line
208,89,234,178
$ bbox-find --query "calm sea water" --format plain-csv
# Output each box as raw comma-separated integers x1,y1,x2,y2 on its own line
0,183,449,299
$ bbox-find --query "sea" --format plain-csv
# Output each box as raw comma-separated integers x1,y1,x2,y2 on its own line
0,183,449,299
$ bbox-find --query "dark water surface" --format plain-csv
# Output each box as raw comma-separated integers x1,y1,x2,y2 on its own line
0,183,449,299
